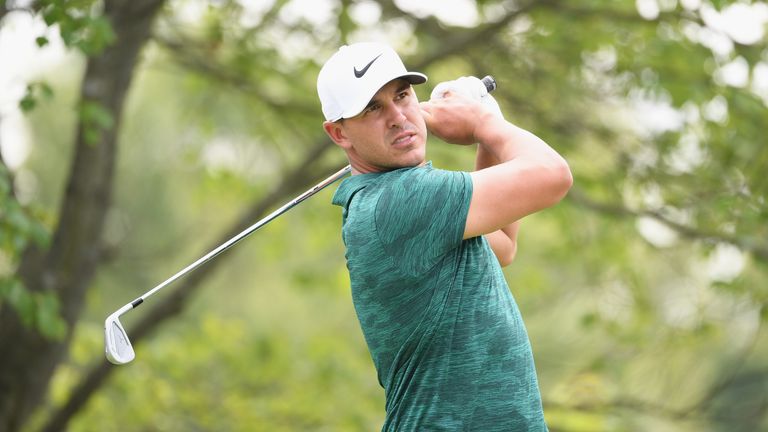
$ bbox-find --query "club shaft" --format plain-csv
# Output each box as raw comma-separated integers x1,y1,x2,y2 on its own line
130,164,352,307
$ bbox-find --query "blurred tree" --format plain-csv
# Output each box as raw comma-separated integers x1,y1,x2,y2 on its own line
0,0,766,431
0,0,164,429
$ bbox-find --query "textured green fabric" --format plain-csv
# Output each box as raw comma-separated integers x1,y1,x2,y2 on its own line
332,163,547,431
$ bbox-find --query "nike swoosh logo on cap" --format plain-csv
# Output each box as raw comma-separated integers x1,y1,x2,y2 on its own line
353,53,383,78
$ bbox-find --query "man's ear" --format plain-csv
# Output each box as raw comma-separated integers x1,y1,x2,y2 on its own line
323,121,352,149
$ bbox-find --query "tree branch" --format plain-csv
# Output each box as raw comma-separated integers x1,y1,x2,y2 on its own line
568,187,768,262
407,0,546,71
150,33,320,119
691,314,765,413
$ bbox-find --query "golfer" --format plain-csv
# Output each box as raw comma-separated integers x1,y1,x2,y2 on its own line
318,42,572,431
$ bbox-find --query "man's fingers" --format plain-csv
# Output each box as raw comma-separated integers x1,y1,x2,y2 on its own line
431,76,486,101
430,87,455,101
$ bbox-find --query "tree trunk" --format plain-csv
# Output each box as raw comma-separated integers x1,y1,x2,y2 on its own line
0,1,165,430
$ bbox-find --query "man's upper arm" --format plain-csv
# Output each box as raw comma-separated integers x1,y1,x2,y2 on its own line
463,159,572,240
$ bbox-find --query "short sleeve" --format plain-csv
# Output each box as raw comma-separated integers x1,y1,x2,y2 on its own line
374,166,472,276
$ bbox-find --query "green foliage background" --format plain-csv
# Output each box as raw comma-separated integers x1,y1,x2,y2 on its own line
1,0,766,431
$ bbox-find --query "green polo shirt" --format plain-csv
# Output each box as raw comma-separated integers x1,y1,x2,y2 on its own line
332,163,547,431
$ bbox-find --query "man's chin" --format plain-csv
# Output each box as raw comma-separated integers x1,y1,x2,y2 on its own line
396,152,426,169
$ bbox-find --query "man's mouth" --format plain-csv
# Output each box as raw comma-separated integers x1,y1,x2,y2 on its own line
392,132,416,147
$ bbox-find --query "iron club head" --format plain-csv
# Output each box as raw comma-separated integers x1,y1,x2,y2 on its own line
104,308,135,365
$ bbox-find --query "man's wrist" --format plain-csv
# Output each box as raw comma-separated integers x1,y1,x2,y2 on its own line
474,116,517,161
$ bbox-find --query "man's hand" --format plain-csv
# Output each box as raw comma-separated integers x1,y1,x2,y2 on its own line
419,92,493,145
431,76,504,118
419,76,504,145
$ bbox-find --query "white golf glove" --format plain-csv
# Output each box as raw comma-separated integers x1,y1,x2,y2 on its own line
430,76,504,119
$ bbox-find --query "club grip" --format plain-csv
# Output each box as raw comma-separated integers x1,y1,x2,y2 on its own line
481,75,497,93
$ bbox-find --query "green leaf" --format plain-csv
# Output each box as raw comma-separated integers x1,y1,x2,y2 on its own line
28,217,51,249
39,82,54,99
0,278,13,301
41,5,64,27
0,166,10,195
34,292,67,341
83,128,100,146
0,280,66,340
18,82,55,113
580,312,600,329
6,204,30,233
708,0,728,10
19,95,36,112
67,16,116,55
80,100,114,129
79,100,114,145
5,279,35,327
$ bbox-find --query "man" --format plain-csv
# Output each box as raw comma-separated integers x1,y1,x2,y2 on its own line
317,42,572,431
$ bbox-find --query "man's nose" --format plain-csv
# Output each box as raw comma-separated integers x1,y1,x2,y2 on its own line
386,105,408,129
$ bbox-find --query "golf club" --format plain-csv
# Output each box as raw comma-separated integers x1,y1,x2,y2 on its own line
105,75,497,365
105,164,352,364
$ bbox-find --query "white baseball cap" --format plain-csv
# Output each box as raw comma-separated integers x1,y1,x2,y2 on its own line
317,42,428,122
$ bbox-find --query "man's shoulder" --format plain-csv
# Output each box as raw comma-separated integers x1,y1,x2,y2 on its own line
383,162,468,188
333,163,469,209
387,163,470,197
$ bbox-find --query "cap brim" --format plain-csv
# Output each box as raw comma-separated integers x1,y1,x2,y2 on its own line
339,72,428,120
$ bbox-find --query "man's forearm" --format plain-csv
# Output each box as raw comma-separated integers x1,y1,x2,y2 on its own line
474,115,564,168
